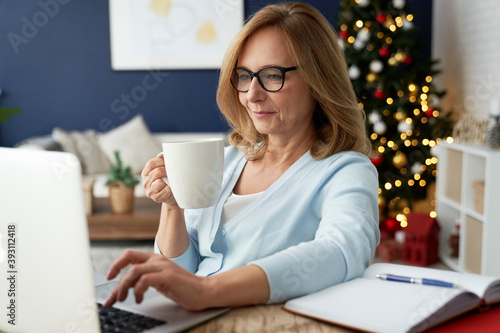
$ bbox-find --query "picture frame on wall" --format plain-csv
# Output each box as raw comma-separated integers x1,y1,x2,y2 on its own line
108,0,244,70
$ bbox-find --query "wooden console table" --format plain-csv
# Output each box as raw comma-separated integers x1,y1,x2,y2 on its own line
87,197,161,240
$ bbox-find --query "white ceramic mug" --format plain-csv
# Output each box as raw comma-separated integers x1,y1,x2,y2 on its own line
162,138,224,209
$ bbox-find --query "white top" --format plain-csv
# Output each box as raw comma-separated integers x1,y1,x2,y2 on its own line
220,192,262,225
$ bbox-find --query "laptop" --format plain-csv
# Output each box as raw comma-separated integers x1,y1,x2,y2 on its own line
0,147,228,333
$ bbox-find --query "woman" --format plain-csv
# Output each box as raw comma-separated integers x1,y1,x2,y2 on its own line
104,2,379,310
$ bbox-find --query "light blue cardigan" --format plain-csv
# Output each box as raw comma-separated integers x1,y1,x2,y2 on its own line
155,145,380,303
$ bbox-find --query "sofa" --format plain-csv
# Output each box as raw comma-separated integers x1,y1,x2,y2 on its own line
16,114,228,198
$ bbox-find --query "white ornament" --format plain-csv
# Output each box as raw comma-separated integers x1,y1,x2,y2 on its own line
357,0,370,7
369,60,384,73
373,121,387,134
430,94,440,108
338,39,345,50
393,0,405,9
394,230,406,243
402,19,414,30
368,111,381,124
348,65,361,80
397,121,413,133
357,29,370,42
353,39,366,50
411,162,423,175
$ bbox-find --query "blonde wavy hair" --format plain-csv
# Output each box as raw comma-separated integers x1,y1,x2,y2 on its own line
216,2,372,160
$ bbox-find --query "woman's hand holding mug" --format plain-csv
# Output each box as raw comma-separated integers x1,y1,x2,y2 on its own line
141,155,177,204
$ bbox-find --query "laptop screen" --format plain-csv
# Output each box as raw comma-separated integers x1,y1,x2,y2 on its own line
0,148,101,332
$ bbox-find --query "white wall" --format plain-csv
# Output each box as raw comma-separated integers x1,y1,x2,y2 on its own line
432,0,500,119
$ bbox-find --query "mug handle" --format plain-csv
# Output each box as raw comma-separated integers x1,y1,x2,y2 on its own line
156,152,176,204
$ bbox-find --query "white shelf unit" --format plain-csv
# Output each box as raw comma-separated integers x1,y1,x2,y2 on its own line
435,142,500,277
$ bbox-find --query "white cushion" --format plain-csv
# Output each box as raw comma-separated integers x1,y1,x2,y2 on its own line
98,114,161,174
52,128,110,174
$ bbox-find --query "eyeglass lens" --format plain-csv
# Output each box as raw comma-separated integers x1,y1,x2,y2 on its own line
231,67,291,92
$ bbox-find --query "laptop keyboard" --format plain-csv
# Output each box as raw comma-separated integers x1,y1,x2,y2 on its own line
97,303,166,333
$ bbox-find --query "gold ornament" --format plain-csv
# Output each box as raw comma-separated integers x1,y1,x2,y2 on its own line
392,151,408,168
394,51,405,62
394,111,405,121
387,197,409,217
378,195,387,221
366,73,378,83
388,57,397,66
378,196,387,210
384,16,395,29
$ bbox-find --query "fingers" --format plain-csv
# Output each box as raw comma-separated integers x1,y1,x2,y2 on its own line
133,271,166,304
104,252,209,311
142,158,166,191
105,267,169,307
141,156,166,181
149,179,175,204
141,157,176,204
103,290,118,307
104,253,173,307
148,177,167,196
106,250,153,280
114,262,160,304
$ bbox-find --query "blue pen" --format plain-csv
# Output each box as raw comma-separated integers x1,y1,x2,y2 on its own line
375,274,457,288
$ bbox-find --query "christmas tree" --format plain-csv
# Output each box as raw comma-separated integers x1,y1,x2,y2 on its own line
335,0,453,229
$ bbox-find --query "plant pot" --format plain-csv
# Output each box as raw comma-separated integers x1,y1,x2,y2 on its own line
108,182,135,214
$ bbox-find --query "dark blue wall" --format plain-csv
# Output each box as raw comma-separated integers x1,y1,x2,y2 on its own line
0,0,431,147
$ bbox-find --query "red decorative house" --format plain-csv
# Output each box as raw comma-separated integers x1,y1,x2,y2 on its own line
402,212,440,266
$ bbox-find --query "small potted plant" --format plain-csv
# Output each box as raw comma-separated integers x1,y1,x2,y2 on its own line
0,88,20,124
106,151,140,214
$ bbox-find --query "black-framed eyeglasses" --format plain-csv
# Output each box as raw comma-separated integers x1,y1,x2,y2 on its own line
230,66,297,92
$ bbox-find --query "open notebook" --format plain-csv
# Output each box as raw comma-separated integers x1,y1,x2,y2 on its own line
284,262,500,333
0,147,228,333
